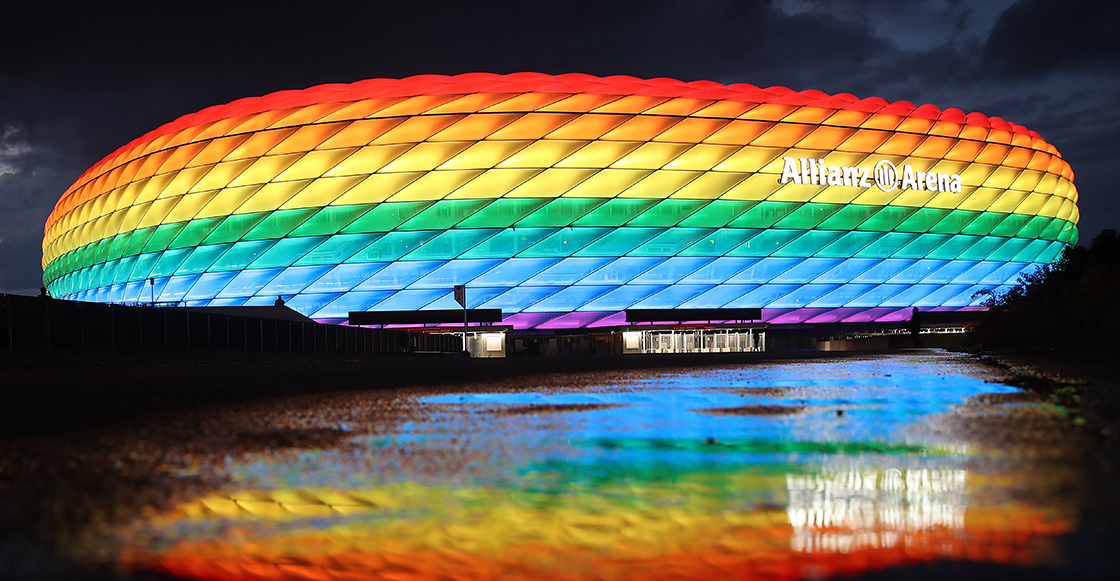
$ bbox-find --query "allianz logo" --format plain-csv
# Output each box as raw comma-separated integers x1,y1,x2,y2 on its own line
779,156,963,193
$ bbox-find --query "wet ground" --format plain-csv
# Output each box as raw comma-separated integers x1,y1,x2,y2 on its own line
2,350,1118,580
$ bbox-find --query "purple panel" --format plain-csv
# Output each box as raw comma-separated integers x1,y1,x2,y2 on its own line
805,307,866,324
502,312,560,330
587,311,628,328
875,307,917,322
840,307,898,323
537,311,610,329
770,308,832,324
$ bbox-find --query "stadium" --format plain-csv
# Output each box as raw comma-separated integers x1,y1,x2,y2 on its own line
41,73,1078,351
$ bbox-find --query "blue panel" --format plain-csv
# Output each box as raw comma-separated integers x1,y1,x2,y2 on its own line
248,236,329,268
470,258,561,286
304,263,389,293
123,280,146,302
313,291,397,318
847,284,910,307
482,286,563,311
524,285,615,312
184,271,239,300
807,284,879,308
881,284,939,307
424,287,509,310
771,258,844,284
1012,239,1053,263
242,295,280,306
159,274,200,302
727,257,802,284
629,228,714,256
630,257,715,284
296,233,382,265
519,227,612,258
678,285,757,309
678,257,758,284
811,258,880,284
459,228,557,259
524,257,615,285
283,292,342,315
854,232,918,258
207,297,248,307
579,285,663,311
346,231,440,263
574,227,663,257
401,229,500,261
178,244,232,274
724,284,801,308
631,285,714,309
1034,240,1064,264
409,259,504,289
260,265,335,295
353,261,445,290
217,268,284,298
950,284,991,306
150,248,193,277
578,256,665,285
923,260,977,284
111,255,137,284
767,284,838,308
130,253,160,281
914,284,971,307
951,261,1005,284
886,260,944,284
980,262,1030,285
851,259,915,283
369,289,448,311
679,229,758,256
215,240,278,270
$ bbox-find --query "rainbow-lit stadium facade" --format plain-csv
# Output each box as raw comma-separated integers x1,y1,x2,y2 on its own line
43,73,1079,328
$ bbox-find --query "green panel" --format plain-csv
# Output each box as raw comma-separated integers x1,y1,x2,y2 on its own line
129,252,161,280
728,229,803,257
111,255,137,284
572,198,659,227
573,227,664,257
515,198,607,227
168,217,224,250
295,233,383,266
518,227,612,257
728,201,802,229
456,198,550,229
857,205,918,232
210,240,278,271
1012,238,1053,263
87,239,111,268
93,260,114,288
772,230,846,257
1017,215,1051,240
105,232,135,261
249,236,330,268
986,213,1032,237
401,229,500,260
893,233,950,259
1035,240,1065,263
627,199,707,227
678,200,757,228
816,204,879,231
459,228,558,259
958,212,1005,236
853,232,918,258
678,229,760,256
344,231,440,262
341,201,433,233
289,205,373,237
1039,218,1064,241
141,223,188,253
149,248,193,277
929,210,979,234
1056,220,1078,244
398,199,492,231
957,236,1006,260
1066,226,1079,246
772,203,842,230
628,228,714,256
175,244,233,274
895,208,949,233
924,235,980,260
241,208,319,241
986,237,1030,262
201,213,269,245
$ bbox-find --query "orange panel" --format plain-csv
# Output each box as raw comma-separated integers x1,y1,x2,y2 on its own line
654,118,730,143
693,100,756,119
896,117,935,133
986,129,1013,145
749,123,815,148
539,93,621,113
318,98,407,123
836,129,891,153
600,116,682,142
975,143,1011,165
372,94,464,118
911,136,956,159
482,93,568,112
428,113,522,141
267,122,348,155
958,125,989,141
487,113,580,140
742,104,798,121
643,98,714,117
1002,147,1032,169
874,133,924,156
191,135,252,167
269,103,350,128
783,107,834,124
316,118,407,150
823,110,873,128
943,140,984,162
794,126,855,151
592,95,669,114
859,114,904,131
156,142,209,173
928,121,963,138
545,114,630,140
225,128,298,162
373,115,466,144
425,93,514,115
702,120,776,145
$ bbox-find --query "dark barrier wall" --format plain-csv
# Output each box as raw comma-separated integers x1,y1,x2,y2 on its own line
1,294,460,361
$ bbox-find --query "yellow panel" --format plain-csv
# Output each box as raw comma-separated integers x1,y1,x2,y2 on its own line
497,140,588,169
719,173,783,201
874,133,924,156
743,104,798,121
928,159,969,176
750,123,815,148
387,170,486,202
959,163,996,187
600,116,681,142
1012,192,1048,216
669,172,749,199
189,159,256,193
195,185,264,219
712,146,785,173
555,142,641,169
975,143,1010,165
981,167,1021,189
279,175,367,209
655,117,731,144
1056,199,1075,222
924,190,967,209
850,187,902,207
561,169,652,198
896,117,935,133
540,93,621,113
438,141,531,170
315,118,407,150
488,113,580,140
610,142,691,169
782,107,833,124
889,187,939,208
1035,172,1059,195
702,120,775,146
379,142,471,173
444,168,543,199
156,141,209,173
267,122,347,155
372,94,463,118
224,128,297,162
807,185,862,205
694,100,756,118
505,168,598,198
136,196,181,229
765,181,824,203
929,121,963,138
1008,169,1043,193
985,191,1028,214
228,154,303,187
191,135,251,167
619,170,700,199
545,114,629,140
164,191,219,223
956,187,1002,212
317,98,406,123
116,202,152,234
428,113,521,141
911,136,956,159
644,98,713,117
324,144,413,177
373,114,465,144
482,93,568,112
103,209,128,237
794,126,855,151
662,144,738,171
233,180,313,214
958,125,989,141
592,95,669,114
330,172,425,205
159,166,212,200
274,148,361,181
114,179,145,212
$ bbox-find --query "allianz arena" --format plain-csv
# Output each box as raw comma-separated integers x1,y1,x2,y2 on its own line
42,73,1079,329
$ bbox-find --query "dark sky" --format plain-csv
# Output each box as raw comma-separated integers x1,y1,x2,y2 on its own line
2,0,1118,294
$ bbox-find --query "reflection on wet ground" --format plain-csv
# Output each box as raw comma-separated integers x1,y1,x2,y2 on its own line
87,352,1102,579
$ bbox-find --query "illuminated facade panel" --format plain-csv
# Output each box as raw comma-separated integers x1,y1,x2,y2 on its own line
43,73,1079,327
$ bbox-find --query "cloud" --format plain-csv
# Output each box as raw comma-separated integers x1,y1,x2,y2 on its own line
984,0,1120,78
